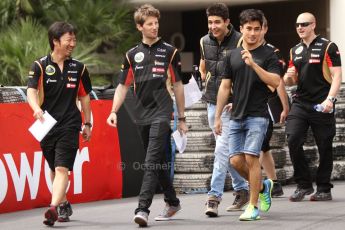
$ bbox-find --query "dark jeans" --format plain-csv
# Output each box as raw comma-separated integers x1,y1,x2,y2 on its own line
135,121,179,214
286,102,335,192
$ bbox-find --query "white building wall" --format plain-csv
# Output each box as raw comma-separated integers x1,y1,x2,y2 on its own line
330,0,345,82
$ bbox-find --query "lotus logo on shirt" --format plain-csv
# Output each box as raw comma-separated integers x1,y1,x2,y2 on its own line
45,65,55,76
134,52,145,63
295,46,303,55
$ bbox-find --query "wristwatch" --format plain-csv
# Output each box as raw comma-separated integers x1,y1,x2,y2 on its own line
84,122,92,128
178,116,186,122
327,96,336,103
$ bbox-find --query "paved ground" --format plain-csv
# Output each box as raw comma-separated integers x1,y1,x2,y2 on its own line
1,182,345,230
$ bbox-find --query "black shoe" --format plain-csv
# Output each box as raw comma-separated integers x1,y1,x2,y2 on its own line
289,187,314,202
272,182,284,198
310,191,332,201
57,201,73,222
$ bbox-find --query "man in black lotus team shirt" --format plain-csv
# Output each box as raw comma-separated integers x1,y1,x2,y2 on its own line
215,9,281,221
106,4,188,227
284,12,342,202
27,22,92,226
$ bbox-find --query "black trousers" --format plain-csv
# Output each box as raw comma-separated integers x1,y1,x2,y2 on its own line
135,121,179,214
286,102,335,192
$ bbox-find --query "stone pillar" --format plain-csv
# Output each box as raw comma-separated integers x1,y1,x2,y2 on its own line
330,0,345,82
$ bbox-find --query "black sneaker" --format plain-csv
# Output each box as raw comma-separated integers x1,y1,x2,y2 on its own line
272,182,284,197
289,187,314,202
310,191,332,201
58,201,73,222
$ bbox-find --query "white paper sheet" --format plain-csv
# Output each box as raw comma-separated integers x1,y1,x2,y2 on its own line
172,130,187,154
28,111,57,142
184,75,202,108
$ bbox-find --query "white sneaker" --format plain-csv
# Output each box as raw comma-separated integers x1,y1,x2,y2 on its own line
154,203,181,221
133,211,148,227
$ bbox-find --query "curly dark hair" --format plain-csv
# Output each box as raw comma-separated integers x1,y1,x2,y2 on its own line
206,3,229,21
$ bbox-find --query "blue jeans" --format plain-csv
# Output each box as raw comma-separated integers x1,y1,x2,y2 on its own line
229,117,269,157
207,103,248,198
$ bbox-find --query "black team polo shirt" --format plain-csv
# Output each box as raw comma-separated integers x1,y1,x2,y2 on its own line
118,39,182,125
27,54,92,131
288,35,342,104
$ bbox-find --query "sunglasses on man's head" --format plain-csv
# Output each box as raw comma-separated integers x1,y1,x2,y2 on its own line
295,22,313,28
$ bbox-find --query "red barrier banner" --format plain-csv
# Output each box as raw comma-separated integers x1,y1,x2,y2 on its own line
0,101,122,213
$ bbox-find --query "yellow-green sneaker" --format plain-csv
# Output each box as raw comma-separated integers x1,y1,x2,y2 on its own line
239,204,260,221
259,179,273,212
